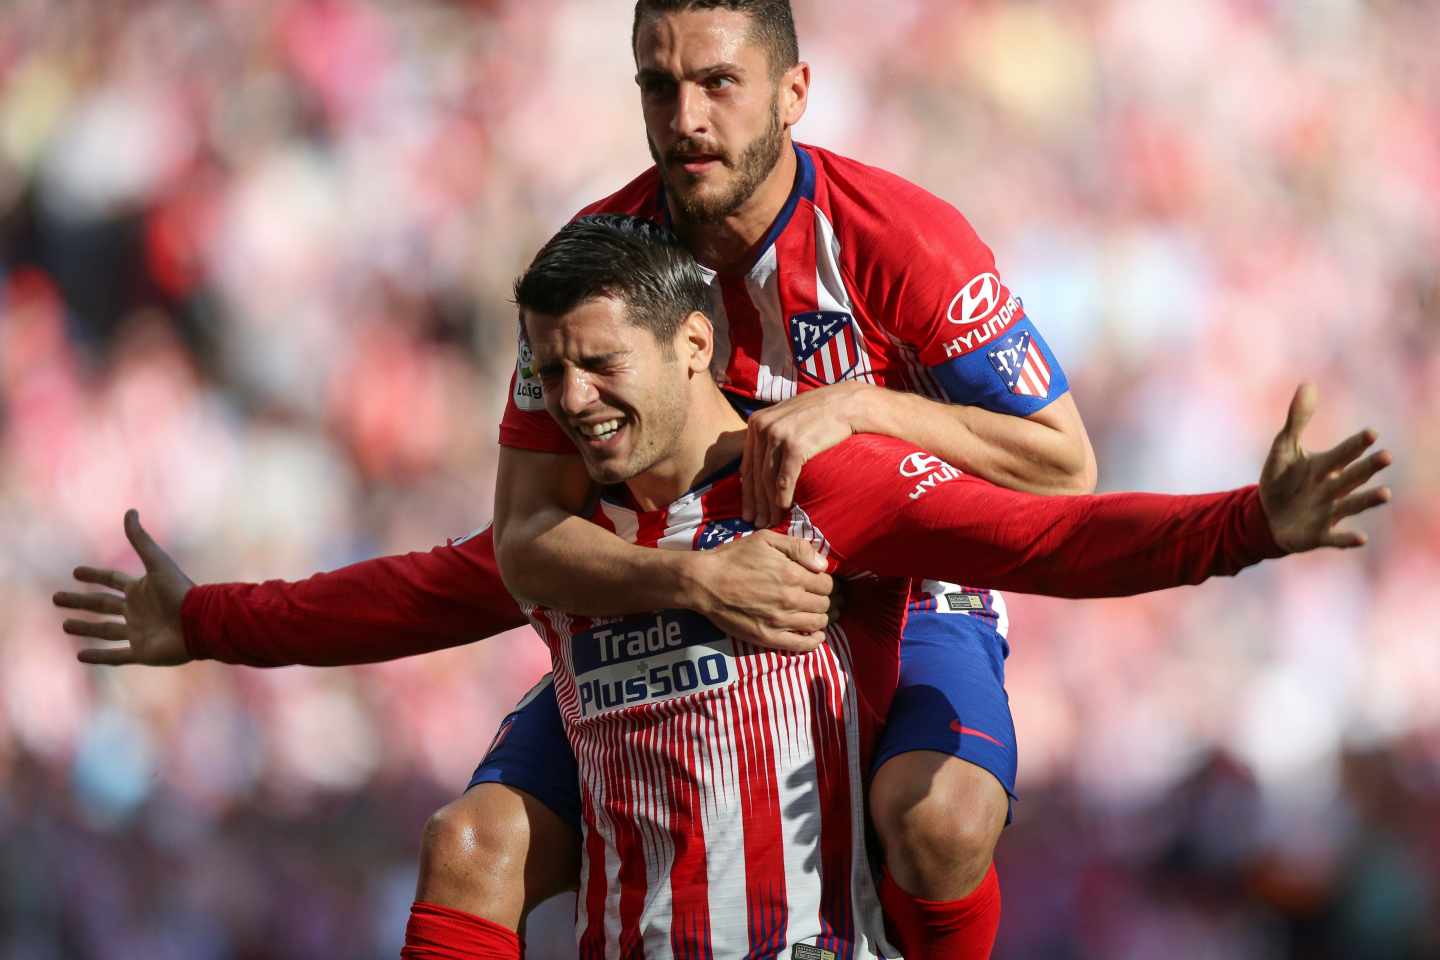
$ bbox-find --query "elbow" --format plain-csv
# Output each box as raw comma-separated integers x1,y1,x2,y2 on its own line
1069,449,1099,495
492,516,543,603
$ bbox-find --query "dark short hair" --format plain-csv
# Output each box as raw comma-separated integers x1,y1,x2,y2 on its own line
513,214,710,347
632,0,799,78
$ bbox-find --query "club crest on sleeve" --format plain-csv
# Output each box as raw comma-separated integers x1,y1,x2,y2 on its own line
695,517,753,550
789,311,859,384
986,329,1052,399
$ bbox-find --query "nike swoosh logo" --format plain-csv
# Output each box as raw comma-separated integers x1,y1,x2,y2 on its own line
950,720,1007,749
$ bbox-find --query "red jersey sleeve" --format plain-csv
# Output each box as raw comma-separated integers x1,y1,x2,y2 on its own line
817,148,1068,415
499,346,575,454
180,525,529,667
795,435,1284,597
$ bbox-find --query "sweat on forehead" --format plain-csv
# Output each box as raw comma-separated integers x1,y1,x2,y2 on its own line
631,0,799,78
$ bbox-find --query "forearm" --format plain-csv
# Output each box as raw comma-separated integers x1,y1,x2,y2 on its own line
494,506,702,615
852,387,1096,495
854,479,1284,597
183,527,528,667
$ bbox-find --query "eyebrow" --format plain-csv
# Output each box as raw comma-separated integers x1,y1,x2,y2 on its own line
635,61,746,84
535,352,627,377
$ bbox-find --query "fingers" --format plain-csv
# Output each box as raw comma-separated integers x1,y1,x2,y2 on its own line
1332,484,1392,523
1278,382,1318,447
1313,428,1379,475
52,591,125,616
772,445,805,518
1322,448,1391,499
741,424,757,524
125,509,170,573
77,646,138,666
757,630,826,654
62,618,127,642
761,530,830,574
72,566,134,592
754,441,779,530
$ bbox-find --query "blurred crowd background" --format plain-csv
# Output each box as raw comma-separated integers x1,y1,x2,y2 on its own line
2,0,1437,957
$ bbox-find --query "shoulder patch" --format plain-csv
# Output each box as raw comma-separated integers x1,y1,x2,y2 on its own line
512,329,545,411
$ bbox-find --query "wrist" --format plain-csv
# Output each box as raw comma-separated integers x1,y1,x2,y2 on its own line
844,381,889,436
665,550,715,614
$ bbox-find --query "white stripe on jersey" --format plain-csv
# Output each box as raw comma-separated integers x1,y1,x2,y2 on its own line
701,266,735,385
813,208,876,385
747,243,799,403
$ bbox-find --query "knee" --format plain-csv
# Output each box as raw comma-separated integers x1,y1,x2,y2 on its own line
870,755,1006,895
416,787,533,920
424,791,528,869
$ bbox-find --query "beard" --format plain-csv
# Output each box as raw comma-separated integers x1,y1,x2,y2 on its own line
650,94,787,225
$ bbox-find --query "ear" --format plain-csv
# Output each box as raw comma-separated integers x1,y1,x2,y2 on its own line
679,310,715,375
779,62,809,128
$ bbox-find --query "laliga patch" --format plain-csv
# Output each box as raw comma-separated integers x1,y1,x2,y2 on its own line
695,517,753,550
789,311,860,384
986,329,1052,399
512,330,545,411
791,946,837,960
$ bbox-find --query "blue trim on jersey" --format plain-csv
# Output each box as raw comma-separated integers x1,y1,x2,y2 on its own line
930,315,1068,417
751,144,816,263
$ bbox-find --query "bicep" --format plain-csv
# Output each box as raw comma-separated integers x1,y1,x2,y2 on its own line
493,446,594,549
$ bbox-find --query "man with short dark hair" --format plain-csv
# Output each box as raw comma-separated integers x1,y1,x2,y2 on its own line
499,212,1384,957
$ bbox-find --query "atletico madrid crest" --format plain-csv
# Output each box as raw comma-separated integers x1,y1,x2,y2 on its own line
986,329,1053,399
789,311,860,384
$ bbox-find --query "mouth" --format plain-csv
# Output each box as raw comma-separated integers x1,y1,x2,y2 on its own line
671,153,724,175
573,417,627,449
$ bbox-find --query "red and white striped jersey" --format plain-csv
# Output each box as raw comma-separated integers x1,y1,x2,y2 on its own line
527,460,908,960
524,431,1285,959
501,144,1074,637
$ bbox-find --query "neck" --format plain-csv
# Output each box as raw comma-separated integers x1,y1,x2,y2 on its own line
670,139,798,274
625,383,747,512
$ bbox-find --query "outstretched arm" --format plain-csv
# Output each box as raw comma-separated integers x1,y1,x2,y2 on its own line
56,513,528,667
805,384,1391,596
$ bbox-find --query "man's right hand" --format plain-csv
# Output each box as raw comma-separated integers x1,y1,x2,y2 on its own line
53,509,195,666
685,530,835,653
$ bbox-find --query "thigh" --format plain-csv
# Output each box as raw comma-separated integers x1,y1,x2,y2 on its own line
872,609,1018,810
468,674,583,835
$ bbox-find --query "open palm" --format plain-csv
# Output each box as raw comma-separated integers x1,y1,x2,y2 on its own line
54,509,195,666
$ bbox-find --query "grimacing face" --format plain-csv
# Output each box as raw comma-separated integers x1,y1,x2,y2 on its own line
525,297,692,487
635,8,790,224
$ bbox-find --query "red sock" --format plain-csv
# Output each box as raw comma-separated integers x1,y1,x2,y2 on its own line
878,864,1001,959
401,901,522,959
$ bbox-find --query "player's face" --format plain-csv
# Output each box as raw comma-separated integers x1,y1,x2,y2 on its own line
634,9,789,224
525,298,691,486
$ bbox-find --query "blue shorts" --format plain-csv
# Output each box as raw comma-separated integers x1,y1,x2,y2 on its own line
469,601,1016,834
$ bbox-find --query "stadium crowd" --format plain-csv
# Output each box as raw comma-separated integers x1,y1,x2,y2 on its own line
2,0,1437,956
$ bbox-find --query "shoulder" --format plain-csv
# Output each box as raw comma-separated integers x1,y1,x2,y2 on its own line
805,145,991,268
573,167,664,220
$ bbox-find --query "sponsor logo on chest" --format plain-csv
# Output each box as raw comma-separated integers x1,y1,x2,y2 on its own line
571,610,737,718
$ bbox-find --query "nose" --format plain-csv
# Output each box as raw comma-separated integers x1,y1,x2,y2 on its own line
555,367,598,418
672,82,707,140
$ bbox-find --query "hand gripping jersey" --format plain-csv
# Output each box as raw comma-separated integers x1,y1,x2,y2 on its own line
522,432,1284,959
501,144,1071,634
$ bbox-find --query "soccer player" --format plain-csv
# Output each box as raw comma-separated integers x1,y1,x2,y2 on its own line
507,213,1386,957
61,0,1114,953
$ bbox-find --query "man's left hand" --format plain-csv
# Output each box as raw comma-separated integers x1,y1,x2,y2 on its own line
742,381,873,528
